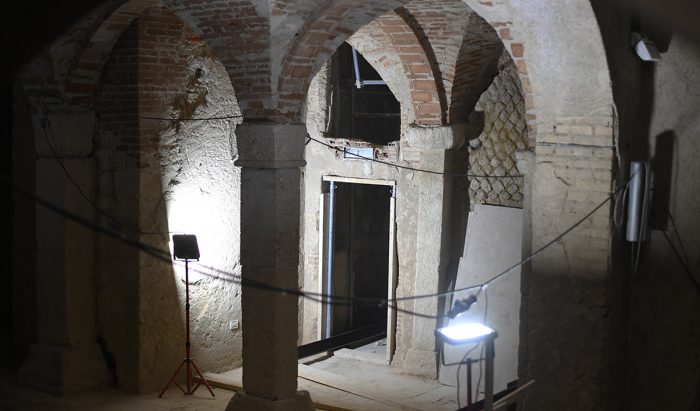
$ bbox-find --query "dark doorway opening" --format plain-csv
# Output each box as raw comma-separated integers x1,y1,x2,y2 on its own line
328,181,391,334
303,178,396,361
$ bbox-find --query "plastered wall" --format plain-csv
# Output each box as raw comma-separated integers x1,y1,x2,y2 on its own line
95,6,242,392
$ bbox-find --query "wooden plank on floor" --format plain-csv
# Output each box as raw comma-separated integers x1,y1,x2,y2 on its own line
199,371,384,411
297,363,423,411
492,380,535,410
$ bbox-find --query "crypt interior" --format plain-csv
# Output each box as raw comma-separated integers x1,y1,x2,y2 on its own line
1,0,700,410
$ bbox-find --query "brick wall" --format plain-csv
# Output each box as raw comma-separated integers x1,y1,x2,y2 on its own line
162,0,272,119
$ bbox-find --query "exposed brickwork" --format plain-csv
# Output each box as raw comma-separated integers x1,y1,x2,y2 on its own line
461,0,537,133
448,14,502,123
96,18,140,167
524,114,616,409
366,12,444,125
278,0,407,122
161,0,271,119
66,0,158,105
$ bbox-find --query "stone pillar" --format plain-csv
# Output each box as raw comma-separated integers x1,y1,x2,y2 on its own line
400,125,462,377
19,110,109,394
226,124,314,411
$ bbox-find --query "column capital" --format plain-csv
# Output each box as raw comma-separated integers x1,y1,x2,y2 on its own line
403,123,469,150
235,123,306,168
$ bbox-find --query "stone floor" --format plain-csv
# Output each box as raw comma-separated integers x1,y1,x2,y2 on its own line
0,370,234,411
0,343,461,411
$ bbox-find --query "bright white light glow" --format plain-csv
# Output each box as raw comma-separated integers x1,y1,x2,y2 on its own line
437,322,496,345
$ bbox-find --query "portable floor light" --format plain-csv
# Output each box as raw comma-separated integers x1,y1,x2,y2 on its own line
159,234,215,398
437,295,497,411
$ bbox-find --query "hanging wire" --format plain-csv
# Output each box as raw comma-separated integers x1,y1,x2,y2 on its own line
0,168,634,319
36,96,174,236
306,134,523,179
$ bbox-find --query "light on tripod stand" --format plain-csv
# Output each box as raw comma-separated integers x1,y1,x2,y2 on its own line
436,294,497,411
173,234,201,260
159,234,215,398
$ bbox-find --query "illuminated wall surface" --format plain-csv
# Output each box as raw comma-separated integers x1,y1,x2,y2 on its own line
7,0,700,408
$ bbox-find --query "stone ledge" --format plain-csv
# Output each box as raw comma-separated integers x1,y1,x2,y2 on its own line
403,123,468,150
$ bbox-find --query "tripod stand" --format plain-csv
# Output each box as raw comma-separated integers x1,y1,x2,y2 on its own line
159,258,215,398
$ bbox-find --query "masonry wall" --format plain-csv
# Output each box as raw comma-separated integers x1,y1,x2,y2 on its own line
301,44,529,375
95,6,242,393
301,64,420,359
625,35,700,411
95,17,143,391
498,1,620,409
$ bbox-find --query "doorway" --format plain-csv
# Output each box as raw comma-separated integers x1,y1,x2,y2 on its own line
318,176,396,360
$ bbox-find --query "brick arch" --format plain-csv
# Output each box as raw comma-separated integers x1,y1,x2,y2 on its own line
447,8,503,123
277,0,410,123
160,0,272,119
346,10,444,126
66,0,267,115
346,21,417,124
64,0,159,105
460,0,536,132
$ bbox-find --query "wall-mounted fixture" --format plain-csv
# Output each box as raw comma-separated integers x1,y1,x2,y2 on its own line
626,161,651,242
630,32,661,62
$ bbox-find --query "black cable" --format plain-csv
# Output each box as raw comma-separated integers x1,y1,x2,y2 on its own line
306,134,523,179
34,93,244,123
1,173,171,261
0,171,632,319
395,177,632,304
662,230,700,293
36,97,173,236
139,114,243,122
0,171,445,319
668,212,692,266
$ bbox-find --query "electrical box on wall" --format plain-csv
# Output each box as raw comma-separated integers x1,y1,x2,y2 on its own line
626,161,651,242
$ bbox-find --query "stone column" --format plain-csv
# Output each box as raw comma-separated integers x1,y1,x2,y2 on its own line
226,124,314,411
400,124,462,377
18,110,109,394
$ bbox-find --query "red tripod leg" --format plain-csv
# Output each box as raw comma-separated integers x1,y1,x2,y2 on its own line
191,360,216,397
159,360,187,398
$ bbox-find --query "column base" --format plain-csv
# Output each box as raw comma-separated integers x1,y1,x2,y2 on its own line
18,342,110,395
402,348,437,378
226,390,315,411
